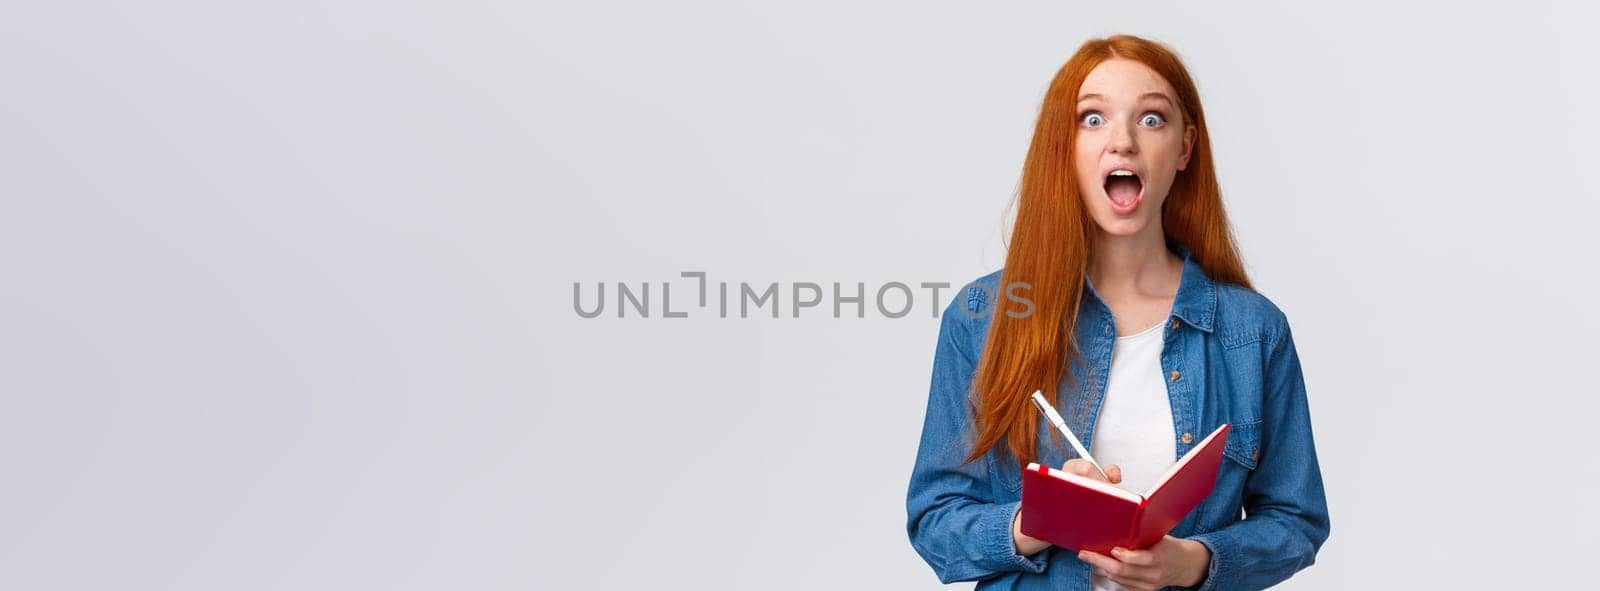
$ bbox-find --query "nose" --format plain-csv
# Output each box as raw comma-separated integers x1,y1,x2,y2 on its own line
1107,120,1137,155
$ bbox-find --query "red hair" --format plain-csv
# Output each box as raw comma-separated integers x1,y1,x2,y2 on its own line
964,35,1252,466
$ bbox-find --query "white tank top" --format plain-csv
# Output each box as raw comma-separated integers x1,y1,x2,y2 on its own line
1089,319,1176,591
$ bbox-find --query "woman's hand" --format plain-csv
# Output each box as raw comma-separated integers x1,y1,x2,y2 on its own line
1011,460,1123,555
1060,458,1121,484
1077,536,1211,591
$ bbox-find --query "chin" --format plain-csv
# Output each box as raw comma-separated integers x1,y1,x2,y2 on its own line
1088,212,1155,237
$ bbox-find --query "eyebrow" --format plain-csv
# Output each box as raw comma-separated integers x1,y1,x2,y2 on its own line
1076,92,1176,109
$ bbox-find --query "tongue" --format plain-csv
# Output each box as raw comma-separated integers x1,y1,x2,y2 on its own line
1106,176,1141,206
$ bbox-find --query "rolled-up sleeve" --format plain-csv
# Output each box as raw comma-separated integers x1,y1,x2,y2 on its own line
1188,315,1330,590
906,298,1050,583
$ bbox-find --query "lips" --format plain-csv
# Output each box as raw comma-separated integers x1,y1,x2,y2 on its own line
1102,168,1144,213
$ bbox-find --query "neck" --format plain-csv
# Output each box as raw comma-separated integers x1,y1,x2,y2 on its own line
1088,225,1181,296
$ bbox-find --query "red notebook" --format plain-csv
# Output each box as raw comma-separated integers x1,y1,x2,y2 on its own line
1019,423,1230,554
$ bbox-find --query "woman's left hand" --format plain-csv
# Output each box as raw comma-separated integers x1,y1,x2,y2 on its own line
1077,536,1211,590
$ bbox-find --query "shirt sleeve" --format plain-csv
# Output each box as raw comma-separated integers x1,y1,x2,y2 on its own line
905,298,1051,583
1186,315,1331,590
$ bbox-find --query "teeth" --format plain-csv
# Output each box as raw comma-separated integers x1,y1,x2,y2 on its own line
1109,170,1135,177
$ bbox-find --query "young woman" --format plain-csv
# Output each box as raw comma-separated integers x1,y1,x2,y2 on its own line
906,35,1329,591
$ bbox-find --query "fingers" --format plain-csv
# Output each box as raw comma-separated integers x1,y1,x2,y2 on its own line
1060,459,1098,480
1111,546,1154,566
1080,548,1160,589
1076,550,1121,575
1060,459,1121,483
1108,576,1159,591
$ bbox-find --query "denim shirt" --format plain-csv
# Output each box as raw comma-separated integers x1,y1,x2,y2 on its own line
905,249,1329,590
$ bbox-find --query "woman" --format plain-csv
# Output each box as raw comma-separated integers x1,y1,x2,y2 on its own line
905,35,1329,591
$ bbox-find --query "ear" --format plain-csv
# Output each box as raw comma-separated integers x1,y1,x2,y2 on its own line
1177,124,1196,171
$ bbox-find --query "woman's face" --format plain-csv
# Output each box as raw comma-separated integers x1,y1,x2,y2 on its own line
1073,58,1196,238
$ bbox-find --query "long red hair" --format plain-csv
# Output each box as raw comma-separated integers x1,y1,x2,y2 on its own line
965,35,1252,466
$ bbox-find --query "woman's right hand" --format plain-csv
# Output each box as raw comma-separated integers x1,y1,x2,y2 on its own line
1061,459,1122,484
1011,460,1123,555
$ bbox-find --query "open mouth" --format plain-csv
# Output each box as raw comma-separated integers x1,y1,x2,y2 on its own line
1103,170,1143,211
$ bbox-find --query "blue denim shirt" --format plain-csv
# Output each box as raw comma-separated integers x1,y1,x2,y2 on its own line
905,248,1329,590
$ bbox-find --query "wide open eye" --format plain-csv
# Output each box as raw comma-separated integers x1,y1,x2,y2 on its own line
1081,112,1105,127
1138,112,1166,127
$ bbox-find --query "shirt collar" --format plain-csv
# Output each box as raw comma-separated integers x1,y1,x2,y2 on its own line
1168,243,1217,332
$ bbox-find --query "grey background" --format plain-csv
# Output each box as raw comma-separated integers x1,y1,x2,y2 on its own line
4,1,1596,588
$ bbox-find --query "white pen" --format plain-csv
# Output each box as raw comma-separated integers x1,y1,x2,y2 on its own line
1029,390,1111,481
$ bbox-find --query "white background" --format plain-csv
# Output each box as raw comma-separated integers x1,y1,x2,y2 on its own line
4,1,1597,588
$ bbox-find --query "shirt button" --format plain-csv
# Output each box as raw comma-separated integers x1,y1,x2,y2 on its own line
1251,448,1259,461
1170,319,1180,330
1181,432,1194,444
1169,370,1181,381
